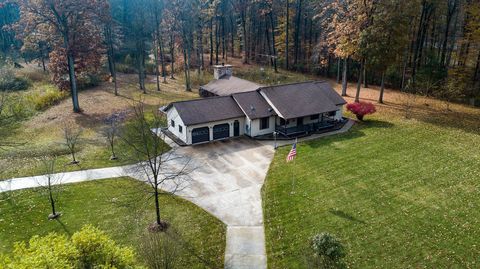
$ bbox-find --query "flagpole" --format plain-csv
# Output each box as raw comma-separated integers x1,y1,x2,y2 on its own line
291,138,297,195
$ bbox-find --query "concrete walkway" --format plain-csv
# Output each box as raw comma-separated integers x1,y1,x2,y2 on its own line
0,121,354,269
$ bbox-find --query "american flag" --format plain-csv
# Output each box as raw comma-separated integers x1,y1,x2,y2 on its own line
286,140,297,162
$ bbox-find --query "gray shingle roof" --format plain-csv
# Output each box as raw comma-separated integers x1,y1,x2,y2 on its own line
232,91,276,120
165,96,245,126
200,76,261,96
259,81,345,119
315,81,347,105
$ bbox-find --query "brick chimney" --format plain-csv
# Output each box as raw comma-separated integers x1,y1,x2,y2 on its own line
213,64,233,79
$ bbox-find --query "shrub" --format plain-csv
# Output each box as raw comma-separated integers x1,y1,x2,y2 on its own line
27,84,68,111
72,225,139,269
116,63,137,74
0,68,31,91
145,62,157,75
311,232,346,262
346,101,376,121
78,73,102,90
1,225,143,269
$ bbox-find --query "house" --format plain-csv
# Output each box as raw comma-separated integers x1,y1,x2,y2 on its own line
162,66,347,145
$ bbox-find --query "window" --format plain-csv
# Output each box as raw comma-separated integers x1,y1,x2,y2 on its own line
178,125,183,133
328,111,336,117
310,114,319,120
171,120,175,127
260,117,269,130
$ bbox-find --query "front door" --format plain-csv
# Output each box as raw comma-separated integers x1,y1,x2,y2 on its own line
234,121,240,136
297,117,304,126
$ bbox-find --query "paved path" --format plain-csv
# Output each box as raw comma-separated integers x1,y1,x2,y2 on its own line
0,121,354,269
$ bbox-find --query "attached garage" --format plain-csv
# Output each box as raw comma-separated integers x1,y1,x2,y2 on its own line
192,127,210,144
213,124,230,140
163,96,247,145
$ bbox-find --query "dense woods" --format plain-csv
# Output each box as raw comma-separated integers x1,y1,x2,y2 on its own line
0,0,479,111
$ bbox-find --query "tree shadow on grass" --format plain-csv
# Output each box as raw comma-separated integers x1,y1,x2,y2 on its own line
307,119,394,149
54,218,72,237
328,208,366,224
411,109,480,135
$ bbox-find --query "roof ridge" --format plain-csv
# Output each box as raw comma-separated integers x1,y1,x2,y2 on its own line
170,95,233,106
259,80,326,90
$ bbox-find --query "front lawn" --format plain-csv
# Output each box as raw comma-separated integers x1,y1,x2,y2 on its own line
0,178,226,268
263,113,480,268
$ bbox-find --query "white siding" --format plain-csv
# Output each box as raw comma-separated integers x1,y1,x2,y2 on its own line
249,116,276,137
186,117,245,145
166,107,188,144
334,106,343,120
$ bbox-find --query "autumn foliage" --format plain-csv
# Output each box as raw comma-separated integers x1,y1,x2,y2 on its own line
346,102,376,121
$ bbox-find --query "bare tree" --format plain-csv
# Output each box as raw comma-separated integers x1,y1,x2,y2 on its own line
62,123,82,164
120,102,192,232
102,112,126,160
37,156,63,220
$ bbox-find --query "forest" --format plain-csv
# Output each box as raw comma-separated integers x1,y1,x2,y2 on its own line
0,0,479,111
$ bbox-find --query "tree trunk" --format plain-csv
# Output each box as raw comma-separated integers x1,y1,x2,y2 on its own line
285,0,290,70
159,35,167,83
229,15,235,58
154,182,161,225
48,183,56,216
293,0,302,69
182,32,191,91
210,17,214,65
341,57,348,96
106,33,118,95
355,59,364,102
215,17,219,64
363,64,368,88
270,12,278,73
222,16,226,61
440,0,457,66
170,33,175,79
67,53,81,112
336,58,341,84
154,39,160,91
379,71,386,103
41,55,46,72
241,10,248,64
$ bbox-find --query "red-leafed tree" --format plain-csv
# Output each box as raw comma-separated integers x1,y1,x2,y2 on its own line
16,0,108,113
346,102,376,121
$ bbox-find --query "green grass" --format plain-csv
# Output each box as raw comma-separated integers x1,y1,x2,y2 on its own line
0,178,226,268
0,123,163,180
262,114,480,268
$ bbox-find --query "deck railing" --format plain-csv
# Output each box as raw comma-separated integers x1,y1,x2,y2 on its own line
275,120,336,136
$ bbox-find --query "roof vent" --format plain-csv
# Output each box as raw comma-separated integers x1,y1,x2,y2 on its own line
250,105,255,112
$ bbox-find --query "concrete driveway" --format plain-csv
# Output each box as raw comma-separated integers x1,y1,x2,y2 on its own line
172,138,274,269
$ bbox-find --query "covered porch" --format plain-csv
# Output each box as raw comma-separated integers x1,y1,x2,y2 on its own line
274,113,343,137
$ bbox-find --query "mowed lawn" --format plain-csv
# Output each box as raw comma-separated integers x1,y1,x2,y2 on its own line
0,178,226,268
263,113,480,268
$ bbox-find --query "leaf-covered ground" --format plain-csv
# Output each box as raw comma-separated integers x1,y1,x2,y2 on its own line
0,178,226,268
